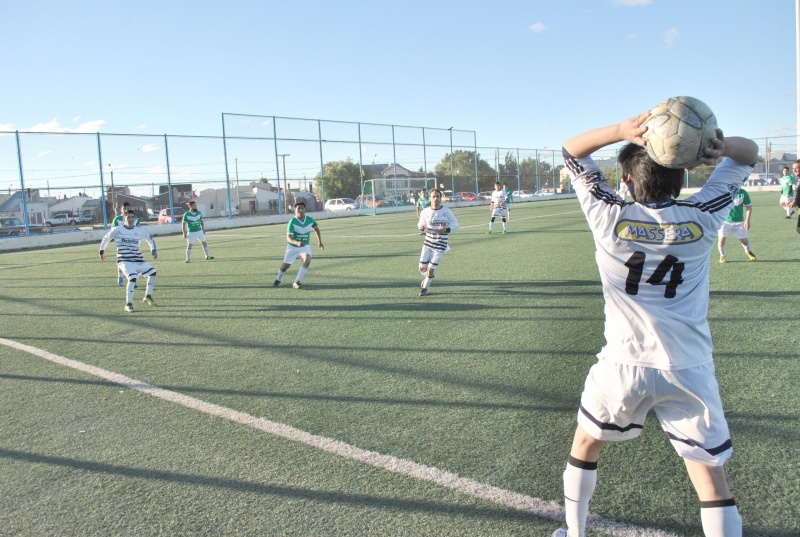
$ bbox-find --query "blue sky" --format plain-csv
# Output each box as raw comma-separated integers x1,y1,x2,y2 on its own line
2,0,796,147
1,1,797,198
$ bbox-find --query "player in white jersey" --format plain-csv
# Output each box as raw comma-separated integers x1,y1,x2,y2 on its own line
99,210,158,312
551,111,758,537
417,189,459,296
487,182,508,234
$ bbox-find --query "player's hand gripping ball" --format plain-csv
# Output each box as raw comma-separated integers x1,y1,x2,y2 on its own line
642,96,718,169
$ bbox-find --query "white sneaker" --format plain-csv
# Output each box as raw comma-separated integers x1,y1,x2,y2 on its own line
124,303,134,312
551,530,568,537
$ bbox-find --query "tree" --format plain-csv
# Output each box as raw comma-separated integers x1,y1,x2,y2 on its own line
433,150,495,191
313,159,362,199
519,157,552,190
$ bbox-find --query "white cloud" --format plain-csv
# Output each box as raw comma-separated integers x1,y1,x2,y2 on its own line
528,22,546,33
72,119,106,133
628,33,638,39
26,119,69,133
0,123,14,135
612,0,653,6
141,143,159,153
134,124,147,130
147,165,167,174
24,118,106,133
38,150,53,157
72,116,82,122
663,27,679,48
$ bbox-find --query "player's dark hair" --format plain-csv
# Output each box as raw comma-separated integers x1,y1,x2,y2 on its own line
125,209,135,215
618,143,683,204
122,202,130,208
294,202,306,208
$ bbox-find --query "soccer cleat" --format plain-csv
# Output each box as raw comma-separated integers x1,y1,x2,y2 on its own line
292,281,302,289
205,256,214,260
551,530,568,537
273,279,281,287
143,295,155,306
184,259,190,263
117,275,124,286
501,230,507,234
486,230,492,235
719,255,726,264
746,251,757,261
124,303,134,312
419,288,428,296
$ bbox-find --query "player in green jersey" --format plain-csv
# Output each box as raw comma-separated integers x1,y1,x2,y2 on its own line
778,166,795,218
502,182,513,220
416,188,431,235
182,200,213,263
789,160,800,233
718,187,756,263
273,202,324,289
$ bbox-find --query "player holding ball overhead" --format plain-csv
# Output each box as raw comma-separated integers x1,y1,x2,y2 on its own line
552,102,758,537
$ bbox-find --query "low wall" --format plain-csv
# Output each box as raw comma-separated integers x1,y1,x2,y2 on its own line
0,195,576,253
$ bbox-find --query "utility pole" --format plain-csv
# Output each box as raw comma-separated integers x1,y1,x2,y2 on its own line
108,163,116,214
278,153,290,212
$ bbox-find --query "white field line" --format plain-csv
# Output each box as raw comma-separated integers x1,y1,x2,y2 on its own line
1,337,677,537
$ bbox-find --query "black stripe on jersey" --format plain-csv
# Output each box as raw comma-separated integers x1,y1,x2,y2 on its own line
579,405,644,432
564,155,585,175
665,432,732,456
673,192,733,214
589,183,624,208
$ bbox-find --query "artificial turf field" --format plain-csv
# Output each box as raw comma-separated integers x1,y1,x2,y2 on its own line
1,192,798,536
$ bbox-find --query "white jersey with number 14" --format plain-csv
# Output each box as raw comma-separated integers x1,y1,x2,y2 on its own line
564,151,752,370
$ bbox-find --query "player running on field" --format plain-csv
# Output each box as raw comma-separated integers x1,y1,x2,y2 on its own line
718,187,756,263
99,210,158,312
273,202,323,289
111,202,140,286
182,200,214,263
487,182,508,234
552,111,757,537
417,188,459,296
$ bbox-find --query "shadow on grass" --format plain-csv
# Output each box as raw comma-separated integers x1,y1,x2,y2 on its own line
0,447,553,524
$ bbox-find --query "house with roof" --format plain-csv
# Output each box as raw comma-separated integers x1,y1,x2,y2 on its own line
0,190,48,226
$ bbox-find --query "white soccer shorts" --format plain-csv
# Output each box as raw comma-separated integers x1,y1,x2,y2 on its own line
780,194,793,205
419,245,446,269
118,261,157,280
718,221,748,240
282,243,312,265
186,230,207,244
577,360,733,466
491,207,508,219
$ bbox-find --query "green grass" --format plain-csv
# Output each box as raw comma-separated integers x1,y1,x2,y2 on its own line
1,192,798,536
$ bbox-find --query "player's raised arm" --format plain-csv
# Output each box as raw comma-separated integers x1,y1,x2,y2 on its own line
564,111,650,158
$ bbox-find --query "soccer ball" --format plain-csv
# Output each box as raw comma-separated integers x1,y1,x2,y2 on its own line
641,96,718,169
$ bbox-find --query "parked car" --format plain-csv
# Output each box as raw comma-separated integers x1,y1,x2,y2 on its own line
0,217,49,237
158,207,186,224
533,190,555,196
440,190,463,203
512,190,536,199
478,191,494,201
324,198,358,212
46,212,78,226
456,192,478,201
355,194,386,208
